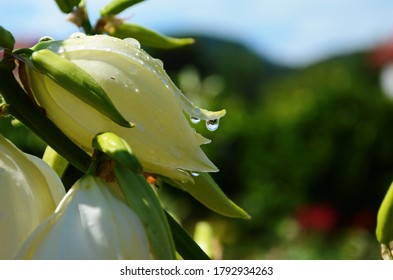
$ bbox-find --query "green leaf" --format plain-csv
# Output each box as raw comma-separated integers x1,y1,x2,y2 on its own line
115,165,176,259
161,173,251,219
92,132,142,173
30,49,132,128
0,26,15,50
54,0,82,13
165,212,210,260
100,0,145,16
377,182,393,244
109,23,194,49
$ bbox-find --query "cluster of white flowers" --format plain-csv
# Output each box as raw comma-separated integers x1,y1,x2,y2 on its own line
0,135,151,259
0,33,232,259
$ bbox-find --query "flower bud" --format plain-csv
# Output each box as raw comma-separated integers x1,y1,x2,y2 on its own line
0,134,65,259
15,175,152,259
23,34,225,182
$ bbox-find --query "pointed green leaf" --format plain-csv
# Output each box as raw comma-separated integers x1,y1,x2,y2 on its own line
161,173,250,219
0,26,15,50
92,132,142,173
115,165,176,259
100,0,145,16
30,49,131,128
165,212,210,260
110,23,194,49
377,182,393,244
55,0,81,13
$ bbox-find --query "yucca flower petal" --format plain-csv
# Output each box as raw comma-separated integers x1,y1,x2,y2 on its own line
22,34,225,182
15,175,151,260
0,134,65,259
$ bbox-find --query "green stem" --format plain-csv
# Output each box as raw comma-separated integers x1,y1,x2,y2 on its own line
0,68,90,172
79,0,93,35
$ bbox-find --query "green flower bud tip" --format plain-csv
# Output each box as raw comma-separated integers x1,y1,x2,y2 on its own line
55,0,82,13
0,26,15,50
376,182,393,244
100,0,145,17
92,132,143,173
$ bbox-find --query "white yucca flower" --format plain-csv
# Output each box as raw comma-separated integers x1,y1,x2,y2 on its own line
0,133,65,259
22,34,225,182
15,175,151,260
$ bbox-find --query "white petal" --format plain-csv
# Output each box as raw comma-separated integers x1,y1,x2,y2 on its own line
16,176,151,260
0,134,65,259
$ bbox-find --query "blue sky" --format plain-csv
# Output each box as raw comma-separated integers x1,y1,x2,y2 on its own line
2,0,393,66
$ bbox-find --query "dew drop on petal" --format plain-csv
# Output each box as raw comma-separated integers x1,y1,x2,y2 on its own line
190,116,201,124
38,36,54,42
191,171,200,177
69,32,86,39
123,38,141,49
155,58,164,68
206,119,219,131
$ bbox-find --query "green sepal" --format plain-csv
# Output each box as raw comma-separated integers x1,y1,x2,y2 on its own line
100,0,145,16
92,132,142,173
115,164,176,259
109,23,194,49
30,49,131,128
377,182,393,244
0,26,15,50
55,0,82,13
160,173,250,219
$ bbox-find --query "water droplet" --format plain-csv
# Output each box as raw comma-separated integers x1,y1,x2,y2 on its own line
123,38,141,49
155,58,164,68
191,171,200,177
39,36,54,42
190,116,201,124
206,119,219,131
69,32,86,39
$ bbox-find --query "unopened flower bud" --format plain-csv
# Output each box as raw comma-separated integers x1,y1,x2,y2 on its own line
22,34,225,182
